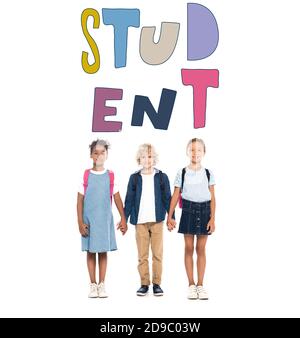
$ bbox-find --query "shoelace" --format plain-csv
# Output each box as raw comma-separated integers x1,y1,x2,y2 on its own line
91,284,97,292
189,285,197,294
197,286,207,294
98,283,105,291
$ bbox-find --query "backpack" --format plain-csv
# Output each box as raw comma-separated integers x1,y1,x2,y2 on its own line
132,170,165,194
178,168,210,208
83,169,114,203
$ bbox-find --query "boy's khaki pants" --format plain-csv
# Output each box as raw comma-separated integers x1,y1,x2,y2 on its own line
135,222,163,286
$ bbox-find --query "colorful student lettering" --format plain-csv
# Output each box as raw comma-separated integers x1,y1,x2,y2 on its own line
81,3,220,131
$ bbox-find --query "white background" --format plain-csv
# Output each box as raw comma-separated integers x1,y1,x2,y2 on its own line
1,0,300,317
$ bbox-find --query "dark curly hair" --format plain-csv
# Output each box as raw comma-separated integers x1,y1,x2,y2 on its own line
89,139,110,155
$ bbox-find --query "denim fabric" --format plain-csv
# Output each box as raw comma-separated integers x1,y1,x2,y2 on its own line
82,171,117,252
124,169,173,225
178,198,211,235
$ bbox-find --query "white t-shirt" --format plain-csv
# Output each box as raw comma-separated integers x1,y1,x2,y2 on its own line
78,169,119,195
137,173,156,224
174,167,215,203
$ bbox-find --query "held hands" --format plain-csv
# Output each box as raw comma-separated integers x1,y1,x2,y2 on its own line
207,218,215,234
117,218,128,235
79,222,89,237
167,217,176,231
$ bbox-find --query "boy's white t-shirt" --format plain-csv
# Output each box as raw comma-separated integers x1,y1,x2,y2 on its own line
78,169,119,195
174,167,215,203
137,172,156,224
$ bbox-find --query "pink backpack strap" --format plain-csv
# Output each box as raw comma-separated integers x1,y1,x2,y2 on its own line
179,193,183,208
83,169,91,195
108,170,114,202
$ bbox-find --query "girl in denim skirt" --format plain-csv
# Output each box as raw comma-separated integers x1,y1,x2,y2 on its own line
167,138,216,300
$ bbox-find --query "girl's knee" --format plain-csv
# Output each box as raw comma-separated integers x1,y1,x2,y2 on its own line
196,245,206,256
185,245,194,256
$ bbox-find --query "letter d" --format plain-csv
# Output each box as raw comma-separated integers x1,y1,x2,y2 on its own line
187,3,219,60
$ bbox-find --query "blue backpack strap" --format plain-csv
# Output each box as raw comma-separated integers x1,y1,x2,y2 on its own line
158,170,165,191
205,168,210,185
181,168,186,192
157,170,166,204
132,170,141,191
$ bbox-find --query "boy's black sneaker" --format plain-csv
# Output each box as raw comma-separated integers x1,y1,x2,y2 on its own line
153,284,164,296
136,285,149,296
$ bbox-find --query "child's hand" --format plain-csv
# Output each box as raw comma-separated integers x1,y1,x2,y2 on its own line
117,219,128,235
167,218,176,231
207,218,215,234
79,222,89,237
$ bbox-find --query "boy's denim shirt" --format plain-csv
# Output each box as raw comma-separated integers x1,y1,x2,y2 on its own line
124,168,175,225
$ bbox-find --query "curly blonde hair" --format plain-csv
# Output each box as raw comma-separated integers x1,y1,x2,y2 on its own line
136,144,158,165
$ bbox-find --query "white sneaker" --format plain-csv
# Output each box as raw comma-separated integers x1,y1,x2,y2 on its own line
88,283,98,298
187,285,198,300
98,282,108,298
197,285,209,300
